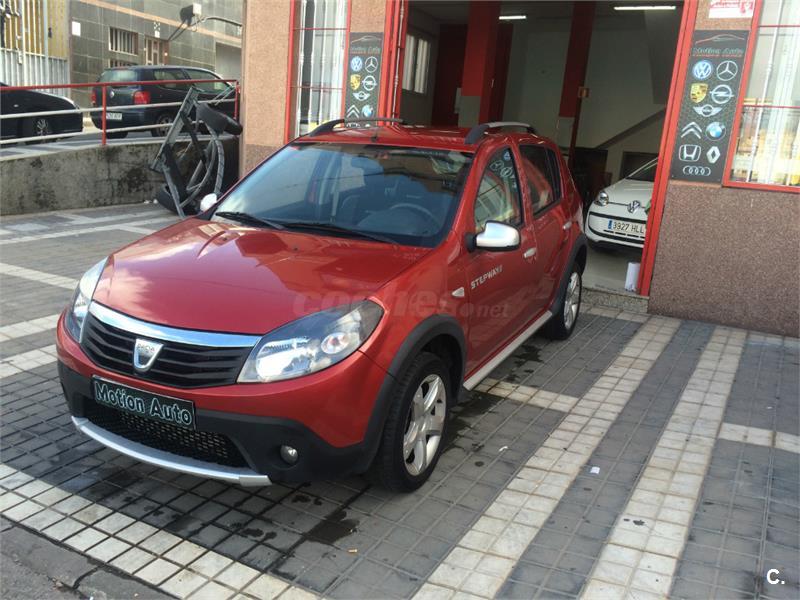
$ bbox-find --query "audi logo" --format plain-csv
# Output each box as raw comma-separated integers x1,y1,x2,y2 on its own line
682,165,711,176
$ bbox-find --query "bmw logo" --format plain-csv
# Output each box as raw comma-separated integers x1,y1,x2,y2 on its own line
705,122,726,140
362,104,374,118
692,60,714,80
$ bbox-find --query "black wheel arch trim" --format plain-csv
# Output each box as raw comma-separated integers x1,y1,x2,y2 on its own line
551,233,588,314
359,315,467,469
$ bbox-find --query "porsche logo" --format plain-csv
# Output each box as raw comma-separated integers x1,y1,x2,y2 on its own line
690,83,708,103
350,74,362,91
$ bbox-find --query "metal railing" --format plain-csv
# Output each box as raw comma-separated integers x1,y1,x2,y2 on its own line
0,78,240,146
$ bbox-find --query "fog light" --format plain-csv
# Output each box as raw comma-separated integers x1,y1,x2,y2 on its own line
280,445,299,465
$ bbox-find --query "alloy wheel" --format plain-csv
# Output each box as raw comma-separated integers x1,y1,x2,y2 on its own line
34,117,52,136
563,271,581,329
402,374,446,476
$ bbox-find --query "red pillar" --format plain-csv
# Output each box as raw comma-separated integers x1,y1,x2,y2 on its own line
459,1,500,125
557,2,596,164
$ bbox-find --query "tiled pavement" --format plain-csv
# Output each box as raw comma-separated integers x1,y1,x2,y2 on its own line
0,204,798,599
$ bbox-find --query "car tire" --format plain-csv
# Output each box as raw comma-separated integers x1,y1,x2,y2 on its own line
370,352,450,492
152,112,174,137
544,263,582,340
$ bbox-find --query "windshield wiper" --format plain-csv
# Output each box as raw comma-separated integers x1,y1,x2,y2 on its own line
279,221,395,244
214,211,285,230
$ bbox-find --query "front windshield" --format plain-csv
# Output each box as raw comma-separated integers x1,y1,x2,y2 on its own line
214,142,474,247
627,160,658,182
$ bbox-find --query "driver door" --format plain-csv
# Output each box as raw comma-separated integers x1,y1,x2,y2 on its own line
466,147,539,366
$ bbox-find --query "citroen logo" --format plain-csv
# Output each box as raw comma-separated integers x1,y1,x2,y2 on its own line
133,338,163,372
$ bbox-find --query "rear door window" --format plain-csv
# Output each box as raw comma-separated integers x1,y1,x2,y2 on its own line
473,148,523,232
519,145,562,214
183,69,230,93
99,69,138,83
154,69,189,89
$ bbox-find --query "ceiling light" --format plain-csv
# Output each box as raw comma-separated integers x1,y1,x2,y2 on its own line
499,14,527,20
614,5,677,10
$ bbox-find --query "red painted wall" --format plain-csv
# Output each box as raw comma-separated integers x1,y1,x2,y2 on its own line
431,25,467,126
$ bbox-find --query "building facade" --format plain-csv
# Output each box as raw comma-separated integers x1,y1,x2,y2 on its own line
69,0,242,105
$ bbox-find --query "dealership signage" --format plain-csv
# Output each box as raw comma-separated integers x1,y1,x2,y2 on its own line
345,33,383,122
670,30,749,183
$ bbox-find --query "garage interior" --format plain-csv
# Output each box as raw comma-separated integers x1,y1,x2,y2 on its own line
398,1,683,296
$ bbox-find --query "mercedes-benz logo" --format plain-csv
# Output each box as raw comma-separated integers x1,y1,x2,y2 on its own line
716,60,738,81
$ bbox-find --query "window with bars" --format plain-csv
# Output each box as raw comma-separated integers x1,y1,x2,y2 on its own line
727,0,799,188
145,37,167,65
287,0,349,139
109,27,138,56
402,33,430,94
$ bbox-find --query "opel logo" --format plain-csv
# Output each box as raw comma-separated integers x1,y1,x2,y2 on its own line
133,338,164,372
628,200,642,213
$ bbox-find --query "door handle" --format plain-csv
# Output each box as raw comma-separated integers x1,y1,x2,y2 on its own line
523,248,537,259
562,220,572,231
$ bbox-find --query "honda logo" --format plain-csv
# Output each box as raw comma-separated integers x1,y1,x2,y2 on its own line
133,338,163,372
678,144,701,162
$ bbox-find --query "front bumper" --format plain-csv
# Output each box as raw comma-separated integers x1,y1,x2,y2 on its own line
57,310,394,484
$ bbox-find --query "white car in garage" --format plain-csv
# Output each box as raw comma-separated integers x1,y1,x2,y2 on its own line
585,158,656,250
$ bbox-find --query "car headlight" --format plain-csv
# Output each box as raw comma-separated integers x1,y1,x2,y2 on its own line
594,191,609,206
238,301,383,383
65,258,107,342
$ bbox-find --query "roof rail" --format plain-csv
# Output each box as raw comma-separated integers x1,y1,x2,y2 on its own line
464,121,538,145
306,117,406,137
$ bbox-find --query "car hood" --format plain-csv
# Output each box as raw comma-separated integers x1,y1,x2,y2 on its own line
93,218,429,335
605,178,654,203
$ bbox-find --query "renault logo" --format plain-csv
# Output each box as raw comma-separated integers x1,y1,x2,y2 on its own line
133,338,163,372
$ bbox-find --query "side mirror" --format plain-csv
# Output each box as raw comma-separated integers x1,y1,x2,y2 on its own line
199,193,218,212
474,221,520,251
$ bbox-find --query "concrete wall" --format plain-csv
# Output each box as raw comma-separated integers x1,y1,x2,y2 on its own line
0,139,236,216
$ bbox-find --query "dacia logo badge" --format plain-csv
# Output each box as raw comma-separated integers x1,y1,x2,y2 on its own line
133,338,163,372
628,200,642,213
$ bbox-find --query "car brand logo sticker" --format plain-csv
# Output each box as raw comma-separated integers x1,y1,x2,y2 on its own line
682,165,711,176
133,338,164,372
349,74,362,91
350,56,363,72
716,60,738,81
346,105,360,118
365,56,379,73
706,146,721,164
680,122,702,139
362,104,374,118
362,75,377,92
628,200,642,214
692,60,714,80
690,83,708,103
353,90,370,102
710,84,734,105
705,121,726,140
693,104,723,117
678,144,702,162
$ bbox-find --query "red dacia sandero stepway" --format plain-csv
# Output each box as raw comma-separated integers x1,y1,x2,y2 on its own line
57,119,587,491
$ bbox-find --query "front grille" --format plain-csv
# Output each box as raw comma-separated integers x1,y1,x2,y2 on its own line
81,313,251,389
85,399,248,468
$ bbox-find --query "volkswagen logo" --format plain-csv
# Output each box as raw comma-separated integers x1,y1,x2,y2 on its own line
692,60,714,80
628,200,642,214
133,338,164,372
